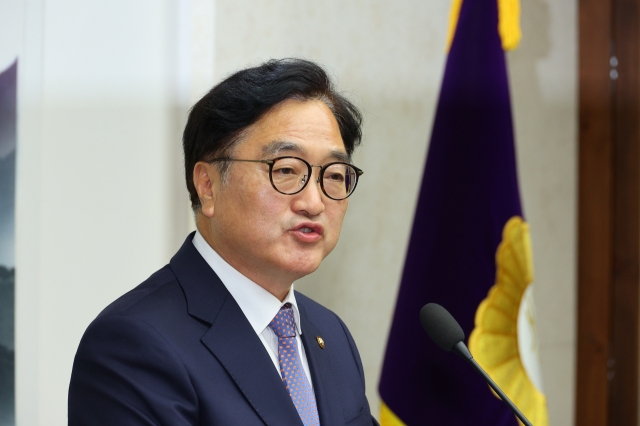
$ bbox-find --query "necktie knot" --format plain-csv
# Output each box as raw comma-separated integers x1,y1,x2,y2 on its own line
268,303,296,338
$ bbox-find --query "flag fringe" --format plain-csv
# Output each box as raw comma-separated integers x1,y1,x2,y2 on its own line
446,0,464,52
446,0,521,51
379,401,406,426
498,0,521,50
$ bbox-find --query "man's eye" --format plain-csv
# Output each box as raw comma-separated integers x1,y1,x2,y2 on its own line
274,167,298,175
325,173,345,182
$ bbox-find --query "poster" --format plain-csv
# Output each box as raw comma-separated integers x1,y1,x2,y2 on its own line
0,59,17,426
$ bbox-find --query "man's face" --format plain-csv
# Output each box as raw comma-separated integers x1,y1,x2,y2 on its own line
201,99,350,291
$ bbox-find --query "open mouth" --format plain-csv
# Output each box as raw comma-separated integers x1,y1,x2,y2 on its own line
291,223,324,241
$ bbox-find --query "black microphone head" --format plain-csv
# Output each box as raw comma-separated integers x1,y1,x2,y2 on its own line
420,303,465,351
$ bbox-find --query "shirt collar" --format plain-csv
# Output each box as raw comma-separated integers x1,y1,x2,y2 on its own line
192,231,302,336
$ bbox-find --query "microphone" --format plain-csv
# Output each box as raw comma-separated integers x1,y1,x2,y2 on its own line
420,303,533,426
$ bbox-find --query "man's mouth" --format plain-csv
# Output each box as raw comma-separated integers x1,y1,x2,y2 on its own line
291,223,325,239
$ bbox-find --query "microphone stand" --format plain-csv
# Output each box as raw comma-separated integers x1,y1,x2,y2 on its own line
453,342,533,426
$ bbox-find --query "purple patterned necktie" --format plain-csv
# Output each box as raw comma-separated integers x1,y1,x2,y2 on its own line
268,303,320,426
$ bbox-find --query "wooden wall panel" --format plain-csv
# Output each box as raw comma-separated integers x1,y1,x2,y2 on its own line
577,0,640,424
610,0,640,424
577,0,613,424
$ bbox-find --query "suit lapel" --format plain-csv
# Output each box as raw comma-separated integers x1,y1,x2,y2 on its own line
170,234,303,426
200,296,303,426
298,303,344,426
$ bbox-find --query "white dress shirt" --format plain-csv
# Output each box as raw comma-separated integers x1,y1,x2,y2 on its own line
192,231,313,387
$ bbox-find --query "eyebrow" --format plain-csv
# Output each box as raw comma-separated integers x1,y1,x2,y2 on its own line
261,141,303,157
261,140,351,163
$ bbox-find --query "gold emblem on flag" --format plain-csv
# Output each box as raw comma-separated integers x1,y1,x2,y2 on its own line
469,216,549,426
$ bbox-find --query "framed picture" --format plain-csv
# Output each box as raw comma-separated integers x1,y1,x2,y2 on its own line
0,59,17,426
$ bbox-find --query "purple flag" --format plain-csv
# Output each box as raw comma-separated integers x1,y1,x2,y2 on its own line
378,0,522,424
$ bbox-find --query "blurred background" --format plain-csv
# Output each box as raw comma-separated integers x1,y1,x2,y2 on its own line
0,0,577,425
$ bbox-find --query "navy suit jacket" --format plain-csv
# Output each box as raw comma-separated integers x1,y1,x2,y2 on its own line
69,234,378,425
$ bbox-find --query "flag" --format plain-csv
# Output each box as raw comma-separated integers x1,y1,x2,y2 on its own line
378,0,548,424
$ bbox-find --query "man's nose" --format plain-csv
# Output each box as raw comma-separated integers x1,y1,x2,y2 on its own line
293,168,325,216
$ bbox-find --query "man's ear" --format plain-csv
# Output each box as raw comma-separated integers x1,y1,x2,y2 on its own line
193,161,216,218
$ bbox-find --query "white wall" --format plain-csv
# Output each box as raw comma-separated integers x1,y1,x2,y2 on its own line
14,1,180,424
4,0,576,424
508,0,577,424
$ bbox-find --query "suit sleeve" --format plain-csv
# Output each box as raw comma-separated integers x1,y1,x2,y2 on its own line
68,314,198,426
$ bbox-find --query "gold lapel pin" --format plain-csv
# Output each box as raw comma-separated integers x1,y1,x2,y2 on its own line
316,336,325,349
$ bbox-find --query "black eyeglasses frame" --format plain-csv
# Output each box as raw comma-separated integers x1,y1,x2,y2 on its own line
208,156,363,200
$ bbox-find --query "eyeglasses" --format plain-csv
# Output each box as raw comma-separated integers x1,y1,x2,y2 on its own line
209,156,363,200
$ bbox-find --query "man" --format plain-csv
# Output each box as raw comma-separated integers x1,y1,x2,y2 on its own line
69,58,379,426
